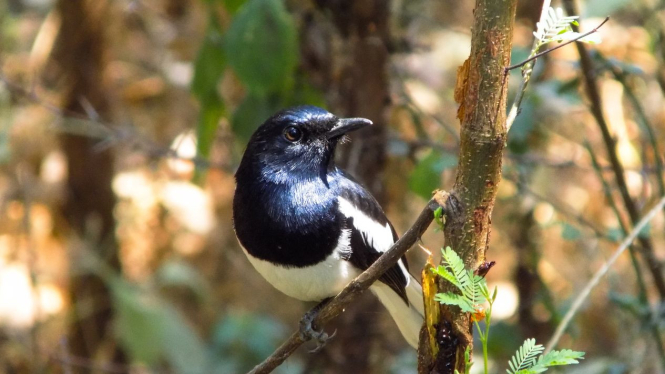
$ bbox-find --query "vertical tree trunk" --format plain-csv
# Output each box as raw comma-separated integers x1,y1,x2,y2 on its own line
52,0,123,367
300,0,392,371
510,207,555,343
420,0,517,372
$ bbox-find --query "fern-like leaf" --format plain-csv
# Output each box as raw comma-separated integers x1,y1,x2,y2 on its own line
435,247,491,313
434,292,475,313
530,6,601,47
533,7,579,42
441,247,471,292
431,264,461,289
507,339,544,374
527,349,585,373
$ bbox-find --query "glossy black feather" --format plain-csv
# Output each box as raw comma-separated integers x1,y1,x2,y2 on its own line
233,105,408,303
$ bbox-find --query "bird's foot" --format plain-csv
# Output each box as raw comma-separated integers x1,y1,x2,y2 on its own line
299,299,335,353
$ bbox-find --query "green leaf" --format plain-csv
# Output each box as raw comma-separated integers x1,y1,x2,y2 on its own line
211,313,295,373
526,349,584,373
111,280,208,372
507,96,536,154
112,282,164,364
409,150,457,199
155,260,211,301
434,292,475,313
225,0,298,94
231,93,280,143
638,223,651,239
433,206,445,229
606,227,623,242
561,222,582,241
441,247,469,292
223,0,247,14
609,291,648,318
431,265,461,289
507,338,544,374
472,273,489,305
192,16,227,179
192,18,226,100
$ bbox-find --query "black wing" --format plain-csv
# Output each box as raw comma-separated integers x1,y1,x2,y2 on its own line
336,173,410,303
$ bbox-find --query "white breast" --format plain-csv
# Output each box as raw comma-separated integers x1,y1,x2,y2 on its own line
240,229,360,301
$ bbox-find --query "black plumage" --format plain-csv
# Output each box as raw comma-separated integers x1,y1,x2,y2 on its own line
233,105,424,348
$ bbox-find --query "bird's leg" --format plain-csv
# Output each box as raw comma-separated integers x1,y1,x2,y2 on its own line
299,298,336,353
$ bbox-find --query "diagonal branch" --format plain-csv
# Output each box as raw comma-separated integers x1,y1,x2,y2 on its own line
546,195,665,352
247,191,450,374
562,0,665,301
504,16,609,73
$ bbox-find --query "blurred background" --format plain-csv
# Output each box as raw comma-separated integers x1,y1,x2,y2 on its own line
1,0,665,373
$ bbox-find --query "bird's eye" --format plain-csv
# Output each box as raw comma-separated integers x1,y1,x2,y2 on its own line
283,126,303,142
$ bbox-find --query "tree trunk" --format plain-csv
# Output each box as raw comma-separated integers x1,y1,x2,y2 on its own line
419,0,517,372
52,0,124,367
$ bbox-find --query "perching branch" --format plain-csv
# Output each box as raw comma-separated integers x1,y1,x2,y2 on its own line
247,191,450,374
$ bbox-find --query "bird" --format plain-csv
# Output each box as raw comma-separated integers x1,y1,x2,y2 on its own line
233,105,424,349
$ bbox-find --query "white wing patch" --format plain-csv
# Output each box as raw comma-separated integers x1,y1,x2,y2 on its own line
337,196,410,285
337,197,394,252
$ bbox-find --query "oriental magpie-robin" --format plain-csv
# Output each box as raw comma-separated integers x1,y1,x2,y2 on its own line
233,106,424,349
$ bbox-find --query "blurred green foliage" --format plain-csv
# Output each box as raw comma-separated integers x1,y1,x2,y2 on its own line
193,0,324,178
111,276,209,372
409,150,458,199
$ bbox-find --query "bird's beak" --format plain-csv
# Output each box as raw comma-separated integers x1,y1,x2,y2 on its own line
325,117,373,139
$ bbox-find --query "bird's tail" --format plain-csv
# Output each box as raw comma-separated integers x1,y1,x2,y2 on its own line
370,275,424,349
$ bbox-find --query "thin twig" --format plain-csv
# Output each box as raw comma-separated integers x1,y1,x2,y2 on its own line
504,17,610,72
546,195,665,352
586,141,665,360
0,71,229,172
504,14,609,132
584,141,646,296
501,0,551,132
600,56,665,199
506,175,613,241
247,191,449,374
562,0,665,302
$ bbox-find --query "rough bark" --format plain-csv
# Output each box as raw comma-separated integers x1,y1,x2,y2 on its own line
418,0,517,372
52,0,123,367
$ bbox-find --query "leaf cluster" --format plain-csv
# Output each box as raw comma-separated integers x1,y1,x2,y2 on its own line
507,339,585,374
533,7,600,47
433,247,584,374
431,247,489,313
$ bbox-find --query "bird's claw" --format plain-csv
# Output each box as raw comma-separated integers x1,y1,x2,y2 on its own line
306,328,336,353
299,308,335,353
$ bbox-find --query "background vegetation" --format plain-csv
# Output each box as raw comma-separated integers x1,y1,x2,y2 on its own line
1,0,664,372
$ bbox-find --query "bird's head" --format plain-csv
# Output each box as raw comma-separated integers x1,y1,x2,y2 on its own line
238,105,372,184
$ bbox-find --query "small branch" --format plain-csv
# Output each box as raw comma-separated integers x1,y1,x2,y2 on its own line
546,195,665,352
562,0,665,301
504,15,610,133
586,142,665,361
600,56,665,199
0,71,230,172
505,174,613,241
248,191,450,374
504,17,610,73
